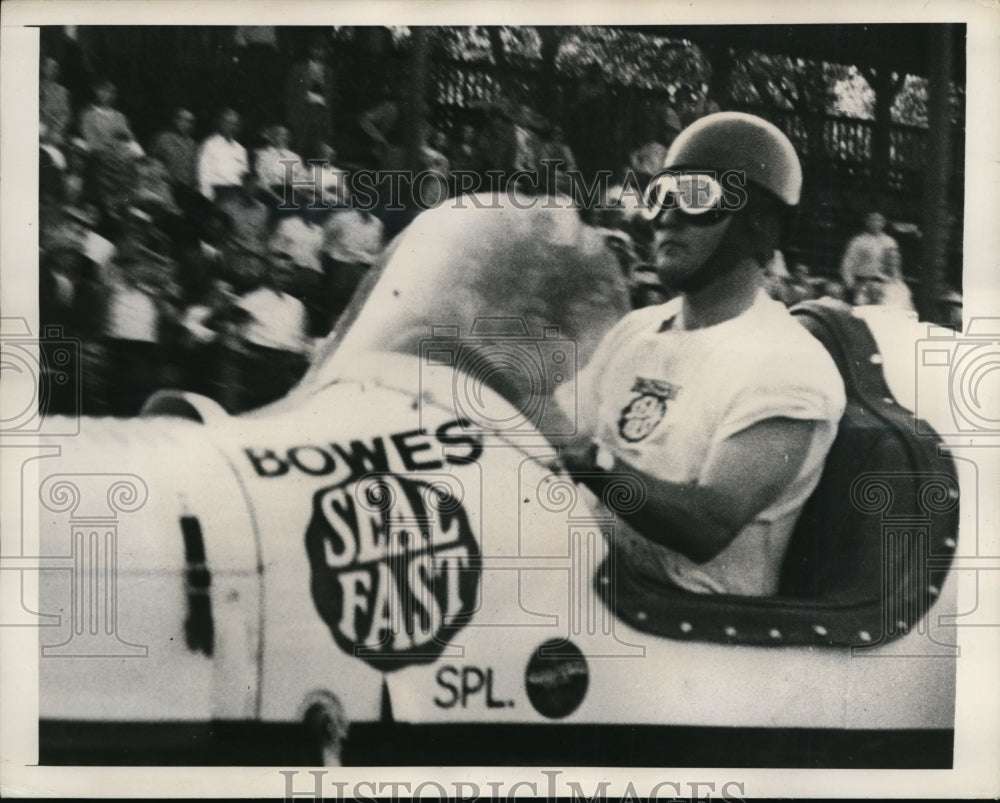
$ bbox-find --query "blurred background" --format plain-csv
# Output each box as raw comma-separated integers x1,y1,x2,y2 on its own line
37,24,965,417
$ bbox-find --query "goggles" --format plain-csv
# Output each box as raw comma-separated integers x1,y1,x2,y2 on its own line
641,172,730,225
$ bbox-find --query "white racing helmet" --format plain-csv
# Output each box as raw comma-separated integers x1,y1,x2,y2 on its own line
663,111,803,206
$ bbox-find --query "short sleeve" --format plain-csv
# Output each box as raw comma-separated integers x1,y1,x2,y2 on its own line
714,335,846,443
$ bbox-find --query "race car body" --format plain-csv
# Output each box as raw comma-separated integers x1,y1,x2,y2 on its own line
34,198,961,767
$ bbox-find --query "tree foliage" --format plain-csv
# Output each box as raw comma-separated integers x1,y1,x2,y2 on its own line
355,26,963,132
728,51,852,114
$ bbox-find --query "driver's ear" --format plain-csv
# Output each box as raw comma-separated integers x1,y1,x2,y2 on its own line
746,204,782,265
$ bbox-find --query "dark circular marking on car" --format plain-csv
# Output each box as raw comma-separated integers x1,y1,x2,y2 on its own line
524,639,589,719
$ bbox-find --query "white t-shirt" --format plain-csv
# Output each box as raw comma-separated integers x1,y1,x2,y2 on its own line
270,216,325,273
254,146,302,189
290,161,347,206
840,231,901,287
197,134,249,200
181,304,217,344
238,287,309,352
570,290,846,596
105,281,159,342
322,209,384,264
83,230,116,267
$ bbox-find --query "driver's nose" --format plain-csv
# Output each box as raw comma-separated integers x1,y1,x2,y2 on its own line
653,201,686,230
636,206,682,250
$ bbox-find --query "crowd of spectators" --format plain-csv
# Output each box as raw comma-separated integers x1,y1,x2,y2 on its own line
40,57,386,417
38,39,960,418
38,39,610,418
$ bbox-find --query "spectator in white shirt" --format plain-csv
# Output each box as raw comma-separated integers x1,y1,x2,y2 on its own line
178,277,243,399
229,258,313,411
291,142,348,209
269,211,327,334
322,208,384,268
254,124,302,204
269,212,325,274
198,107,249,202
237,270,310,354
100,252,182,416
320,208,384,331
840,212,903,298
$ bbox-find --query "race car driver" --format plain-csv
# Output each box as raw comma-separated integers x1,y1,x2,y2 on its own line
558,112,846,597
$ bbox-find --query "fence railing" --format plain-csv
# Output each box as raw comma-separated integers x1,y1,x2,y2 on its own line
427,56,964,177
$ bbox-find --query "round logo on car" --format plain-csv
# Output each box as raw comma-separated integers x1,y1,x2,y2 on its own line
305,473,480,672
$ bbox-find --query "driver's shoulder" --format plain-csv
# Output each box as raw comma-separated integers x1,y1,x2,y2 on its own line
738,297,847,404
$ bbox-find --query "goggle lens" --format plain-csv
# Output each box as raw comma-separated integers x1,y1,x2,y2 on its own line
642,173,727,223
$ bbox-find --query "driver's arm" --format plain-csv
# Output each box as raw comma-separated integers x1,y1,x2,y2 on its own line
565,416,819,564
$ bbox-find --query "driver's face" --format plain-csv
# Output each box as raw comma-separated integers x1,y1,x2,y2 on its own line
649,207,733,288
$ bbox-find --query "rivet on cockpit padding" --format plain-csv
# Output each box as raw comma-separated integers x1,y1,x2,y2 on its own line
944,537,956,549
768,628,781,640
635,610,647,622
812,624,828,636
929,585,940,596
679,621,693,633
723,626,737,637
858,630,872,642
869,353,883,364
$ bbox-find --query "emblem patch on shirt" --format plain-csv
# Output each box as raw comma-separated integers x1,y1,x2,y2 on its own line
617,377,680,442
